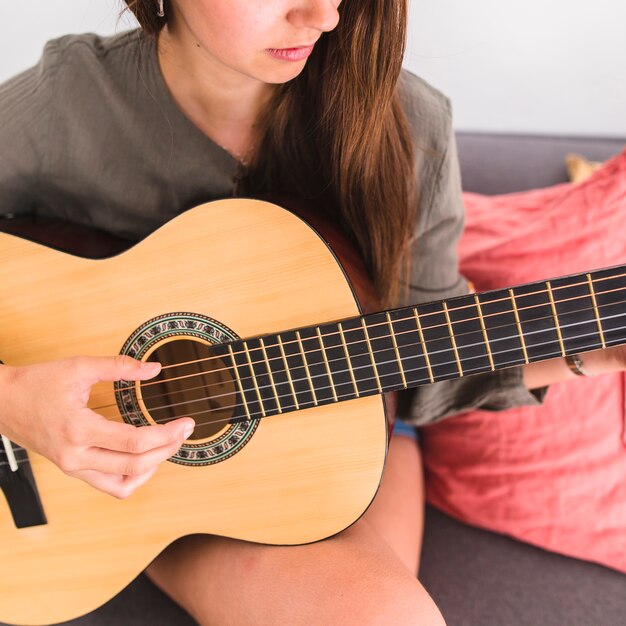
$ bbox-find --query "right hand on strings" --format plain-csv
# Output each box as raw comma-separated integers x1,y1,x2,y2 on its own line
0,355,195,499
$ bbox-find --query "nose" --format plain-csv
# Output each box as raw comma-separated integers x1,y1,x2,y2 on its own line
288,0,341,34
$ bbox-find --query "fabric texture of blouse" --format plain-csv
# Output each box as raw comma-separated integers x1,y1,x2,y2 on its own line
0,29,544,426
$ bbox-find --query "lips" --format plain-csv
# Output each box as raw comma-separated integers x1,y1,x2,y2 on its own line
267,45,315,62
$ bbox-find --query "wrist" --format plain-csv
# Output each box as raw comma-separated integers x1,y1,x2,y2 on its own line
524,348,623,389
565,353,590,377
569,348,621,377
0,361,18,407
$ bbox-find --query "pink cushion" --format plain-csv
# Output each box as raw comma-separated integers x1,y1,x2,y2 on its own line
421,147,626,573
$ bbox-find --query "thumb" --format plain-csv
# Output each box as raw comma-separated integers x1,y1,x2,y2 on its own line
79,355,162,385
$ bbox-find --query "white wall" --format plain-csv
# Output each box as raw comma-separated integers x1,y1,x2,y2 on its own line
2,0,625,137
405,0,626,137
0,1,135,78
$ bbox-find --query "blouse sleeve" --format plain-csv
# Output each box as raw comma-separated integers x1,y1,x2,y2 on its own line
0,42,58,217
395,100,547,427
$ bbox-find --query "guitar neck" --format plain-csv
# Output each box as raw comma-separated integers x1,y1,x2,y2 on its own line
219,264,626,421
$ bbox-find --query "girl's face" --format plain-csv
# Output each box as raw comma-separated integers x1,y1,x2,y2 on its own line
168,0,342,84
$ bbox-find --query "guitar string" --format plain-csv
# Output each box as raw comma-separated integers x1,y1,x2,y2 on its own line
2,283,624,465
89,293,617,411
87,308,623,420
92,294,626,413
105,277,626,394
143,271,626,375
91,287,625,407
0,450,28,468
153,271,626,375
0,326,614,469
2,270,623,465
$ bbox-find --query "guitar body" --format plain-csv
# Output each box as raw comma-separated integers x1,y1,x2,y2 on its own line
0,199,387,625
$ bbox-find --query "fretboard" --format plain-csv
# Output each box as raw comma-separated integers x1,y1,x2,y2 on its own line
213,264,626,422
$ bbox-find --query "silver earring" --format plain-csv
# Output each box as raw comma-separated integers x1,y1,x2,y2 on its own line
157,0,165,17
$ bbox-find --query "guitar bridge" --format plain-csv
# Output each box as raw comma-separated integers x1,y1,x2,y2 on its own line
0,436,47,528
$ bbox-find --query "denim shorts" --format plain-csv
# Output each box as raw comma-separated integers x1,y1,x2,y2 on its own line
392,419,419,442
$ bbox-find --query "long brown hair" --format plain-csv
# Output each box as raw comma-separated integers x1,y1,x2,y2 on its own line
125,0,415,308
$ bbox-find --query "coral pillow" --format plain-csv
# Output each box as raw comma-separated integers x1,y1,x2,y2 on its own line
421,147,626,573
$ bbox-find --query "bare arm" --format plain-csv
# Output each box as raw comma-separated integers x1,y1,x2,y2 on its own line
523,347,624,389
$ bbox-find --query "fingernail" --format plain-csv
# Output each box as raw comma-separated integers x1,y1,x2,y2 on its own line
141,361,161,371
183,423,195,439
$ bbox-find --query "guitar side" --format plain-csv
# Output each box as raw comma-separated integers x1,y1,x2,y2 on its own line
0,199,387,625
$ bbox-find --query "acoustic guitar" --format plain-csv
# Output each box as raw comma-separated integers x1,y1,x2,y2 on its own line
0,198,623,625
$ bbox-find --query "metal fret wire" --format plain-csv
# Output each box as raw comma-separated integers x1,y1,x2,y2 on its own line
93,284,625,409
88,303,626,419
109,274,626,394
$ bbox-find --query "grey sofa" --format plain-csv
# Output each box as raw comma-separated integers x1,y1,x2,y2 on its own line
7,132,626,626
420,132,626,626
422,132,626,626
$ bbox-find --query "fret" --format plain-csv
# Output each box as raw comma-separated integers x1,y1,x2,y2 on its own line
262,333,315,411
509,289,529,364
316,326,339,402
386,309,429,388
258,337,282,413
361,317,383,393
507,282,561,363
296,327,336,404
256,336,297,412
443,293,492,376
442,302,463,377
242,341,266,417
415,302,460,380
340,317,380,396
587,273,606,348
226,343,252,420
362,312,405,391
296,331,318,405
587,267,626,348
546,275,602,354
413,308,434,383
229,340,271,419
338,322,360,396
546,282,566,357
277,334,299,410
386,312,408,388
475,294,496,370
478,290,528,368
279,331,317,408
318,322,359,401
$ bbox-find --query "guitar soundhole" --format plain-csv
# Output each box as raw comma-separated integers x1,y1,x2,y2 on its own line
141,339,236,440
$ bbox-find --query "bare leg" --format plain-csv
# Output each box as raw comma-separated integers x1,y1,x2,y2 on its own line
145,431,441,625
362,432,425,575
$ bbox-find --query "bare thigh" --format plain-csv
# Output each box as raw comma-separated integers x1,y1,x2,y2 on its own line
363,433,425,574
145,432,440,625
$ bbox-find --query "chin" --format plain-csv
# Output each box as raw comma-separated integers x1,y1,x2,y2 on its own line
260,65,308,85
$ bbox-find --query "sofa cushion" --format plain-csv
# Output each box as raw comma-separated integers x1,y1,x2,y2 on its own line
419,505,626,626
456,132,625,194
421,146,626,573
565,153,603,183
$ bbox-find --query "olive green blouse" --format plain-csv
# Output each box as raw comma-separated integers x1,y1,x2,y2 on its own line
0,29,544,426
